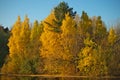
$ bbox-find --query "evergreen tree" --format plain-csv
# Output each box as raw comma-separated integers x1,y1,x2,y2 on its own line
54,1,76,27
0,26,9,68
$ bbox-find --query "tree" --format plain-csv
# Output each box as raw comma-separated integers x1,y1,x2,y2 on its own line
60,13,80,74
40,12,62,74
30,20,43,41
2,16,22,73
77,38,108,76
40,12,79,75
108,27,117,45
8,16,22,57
54,1,76,27
2,16,39,74
107,27,120,75
1,1,120,76
93,16,107,44
30,20,44,73
44,11,60,32
0,26,9,68
79,11,93,38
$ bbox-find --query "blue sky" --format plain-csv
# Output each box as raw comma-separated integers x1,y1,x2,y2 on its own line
0,0,120,29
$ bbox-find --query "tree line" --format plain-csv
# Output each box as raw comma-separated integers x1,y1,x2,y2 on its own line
0,2,120,76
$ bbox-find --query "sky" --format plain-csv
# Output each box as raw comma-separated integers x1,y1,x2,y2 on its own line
0,0,120,29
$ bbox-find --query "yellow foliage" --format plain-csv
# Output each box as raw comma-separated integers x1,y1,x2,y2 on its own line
61,13,79,57
8,16,22,57
108,27,117,45
40,12,79,74
30,20,39,41
43,11,57,32
61,13,76,34
81,47,92,57
4,16,31,73
3,2,120,76
20,15,30,43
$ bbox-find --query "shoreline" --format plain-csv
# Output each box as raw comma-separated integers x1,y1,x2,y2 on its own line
0,73,120,78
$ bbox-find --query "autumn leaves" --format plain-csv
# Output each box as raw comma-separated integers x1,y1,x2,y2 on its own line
1,2,120,76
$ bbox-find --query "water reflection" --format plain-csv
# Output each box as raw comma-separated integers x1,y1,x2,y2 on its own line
0,76,119,80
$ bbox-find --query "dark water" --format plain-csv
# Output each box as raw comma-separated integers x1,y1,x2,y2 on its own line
0,76,120,80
